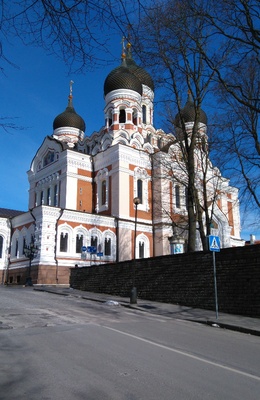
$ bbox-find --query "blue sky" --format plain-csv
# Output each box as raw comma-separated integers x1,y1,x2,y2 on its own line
0,38,259,241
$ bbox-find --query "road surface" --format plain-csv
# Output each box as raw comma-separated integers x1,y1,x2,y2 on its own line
0,286,259,399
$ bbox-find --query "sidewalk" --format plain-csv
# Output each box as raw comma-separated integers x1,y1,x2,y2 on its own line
33,286,260,337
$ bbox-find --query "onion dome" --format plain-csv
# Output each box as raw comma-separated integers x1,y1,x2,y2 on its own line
175,92,207,127
104,56,142,96
125,43,154,91
53,84,86,132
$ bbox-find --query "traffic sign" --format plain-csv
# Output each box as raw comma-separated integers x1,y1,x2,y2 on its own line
209,235,220,252
81,246,87,252
87,246,97,253
96,252,103,257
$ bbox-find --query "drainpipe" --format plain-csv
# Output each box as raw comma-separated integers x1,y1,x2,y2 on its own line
150,153,155,257
54,208,64,285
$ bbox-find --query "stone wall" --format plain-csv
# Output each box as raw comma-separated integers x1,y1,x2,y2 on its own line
70,244,260,317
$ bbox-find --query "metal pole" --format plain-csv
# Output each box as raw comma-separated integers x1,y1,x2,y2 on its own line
213,251,219,320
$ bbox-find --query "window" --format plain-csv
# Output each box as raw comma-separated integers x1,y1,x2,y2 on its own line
91,236,97,249
104,238,111,256
41,191,44,205
142,105,147,124
0,236,3,258
137,179,143,204
15,239,18,256
119,109,126,123
101,180,106,206
139,242,144,258
60,233,68,252
47,188,51,205
133,108,138,125
54,184,58,207
175,185,180,208
76,234,83,253
23,237,26,255
108,110,113,126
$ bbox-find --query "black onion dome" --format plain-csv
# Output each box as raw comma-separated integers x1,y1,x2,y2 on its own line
175,93,207,127
125,44,154,91
53,96,86,132
104,58,143,96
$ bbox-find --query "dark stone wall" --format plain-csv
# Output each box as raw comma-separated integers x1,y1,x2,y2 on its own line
70,244,260,317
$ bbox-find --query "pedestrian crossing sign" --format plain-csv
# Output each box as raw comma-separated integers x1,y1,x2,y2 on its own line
209,235,221,252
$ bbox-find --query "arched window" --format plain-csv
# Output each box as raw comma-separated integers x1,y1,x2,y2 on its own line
91,236,97,249
139,242,145,258
108,110,113,126
76,234,83,253
119,109,126,123
175,185,180,208
53,184,58,207
133,108,138,125
60,233,68,252
101,180,106,206
47,188,51,205
142,105,147,124
137,179,143,204
0,236,3,258
15,239,19,256
104,238,111,256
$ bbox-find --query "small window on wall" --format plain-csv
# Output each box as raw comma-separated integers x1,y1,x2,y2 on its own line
91,236,97,249
139,242,144,258
104,238,111,256
23,237,26,255
108,110,113,126
76,234,83,253
119,109,126,123
137,179,143,204
101,180,106,206
60,233,68,252
142,105,147,124
0,236,3,258
175,185,180,208
47,188,51,205
15,239,18,256
54,184,58,207
133,109,138,125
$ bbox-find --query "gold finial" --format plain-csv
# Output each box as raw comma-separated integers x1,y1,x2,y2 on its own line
121,36,126,58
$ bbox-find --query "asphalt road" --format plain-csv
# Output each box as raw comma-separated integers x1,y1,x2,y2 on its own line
0,286,259,400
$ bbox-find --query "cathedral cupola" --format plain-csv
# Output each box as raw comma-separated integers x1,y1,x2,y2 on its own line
53,81,85,147
104,55,142,96
174,92,207,128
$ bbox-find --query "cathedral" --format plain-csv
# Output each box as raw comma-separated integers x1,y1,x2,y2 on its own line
0,42,244,285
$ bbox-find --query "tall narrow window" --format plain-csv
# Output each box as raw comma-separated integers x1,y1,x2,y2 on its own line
139,242,144,258
23,237,26,255
133,109,138,125
142,105,147,124
119,109,126,123
137,179,143,203
104,238,111,256
108,110,113,126
101,180,106,205
0,236,3,258
15,239,19,256
76,234,83,253
175,185,180,208
60,233,68,252
54,184,58,207
91,236,97,249
47,188,51,205
41,191,44,205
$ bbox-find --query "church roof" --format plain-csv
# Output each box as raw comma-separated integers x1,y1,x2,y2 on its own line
53,82,86,132
104,42,154,96
175,93,207,127
0,208,25,218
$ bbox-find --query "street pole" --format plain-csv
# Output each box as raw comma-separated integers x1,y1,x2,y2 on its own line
213,251,219,320
130,197,140,304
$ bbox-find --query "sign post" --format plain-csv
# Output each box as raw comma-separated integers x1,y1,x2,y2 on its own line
208,235,221,320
